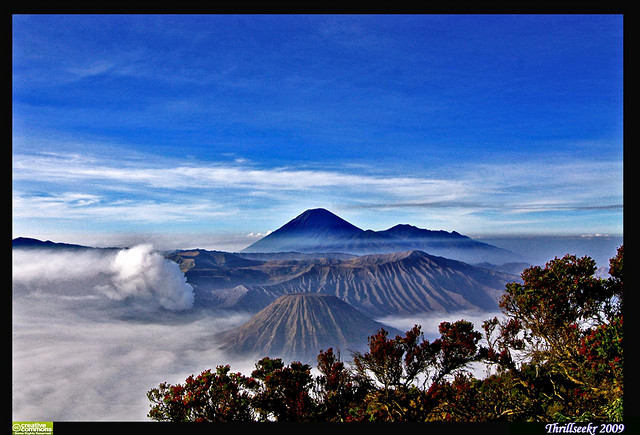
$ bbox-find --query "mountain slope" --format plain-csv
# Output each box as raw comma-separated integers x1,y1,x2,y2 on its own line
216,250,517,317
241,208,365,254
272,208,363,238
217,293,400,362
12,237,98,250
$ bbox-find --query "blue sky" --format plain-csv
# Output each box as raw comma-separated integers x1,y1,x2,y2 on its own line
12,14,623,251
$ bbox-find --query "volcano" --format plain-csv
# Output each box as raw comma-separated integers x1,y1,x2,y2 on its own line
217,293,400,363
240,208,366,254
241,208,518,264
215,249,514,317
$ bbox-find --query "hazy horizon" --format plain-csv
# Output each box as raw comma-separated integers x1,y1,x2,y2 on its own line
12,228,623,269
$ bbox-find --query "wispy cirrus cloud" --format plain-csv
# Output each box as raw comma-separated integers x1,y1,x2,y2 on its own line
12,150,468,198
12,191,234,224
12,147,622,236
507,201,623,214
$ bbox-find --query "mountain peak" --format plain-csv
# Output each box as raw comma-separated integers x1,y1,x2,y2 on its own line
218,293,398,362
301,207,332,214
285,208,362,232
241,208,364,253
240,208,515,264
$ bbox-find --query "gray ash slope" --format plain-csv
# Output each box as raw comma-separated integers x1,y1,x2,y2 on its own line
241,208,519,265
217,293,402,363
213,249,515,317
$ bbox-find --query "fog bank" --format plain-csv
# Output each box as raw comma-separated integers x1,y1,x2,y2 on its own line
12,245,254,421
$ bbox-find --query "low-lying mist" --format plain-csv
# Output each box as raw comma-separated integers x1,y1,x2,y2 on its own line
376,310,505,342
12,245,504,421
12,245,255,421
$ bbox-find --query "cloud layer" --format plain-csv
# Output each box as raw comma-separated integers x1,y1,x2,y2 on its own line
12,148,623,239
12,299,253,421
12,246,254,421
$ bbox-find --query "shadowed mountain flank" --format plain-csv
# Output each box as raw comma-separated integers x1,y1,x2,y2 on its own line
217,293,400,363
11,237,112,251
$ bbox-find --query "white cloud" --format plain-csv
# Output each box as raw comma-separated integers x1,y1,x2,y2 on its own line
12,192,234,223
246,230,272,238
67,60,115,79
12,245,258,421
12,148,623,236
13,150,622,209
12,151,463,197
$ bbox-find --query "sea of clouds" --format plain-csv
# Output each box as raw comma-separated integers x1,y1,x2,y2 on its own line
12,245,255,421
12,244,509,421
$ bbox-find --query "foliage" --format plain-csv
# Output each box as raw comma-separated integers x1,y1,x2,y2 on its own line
481,246,624,421
249,357,316,422
314,347,369,422
147,246,623,423
146,365,255,422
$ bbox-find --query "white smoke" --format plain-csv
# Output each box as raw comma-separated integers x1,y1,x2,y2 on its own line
12,244,194,311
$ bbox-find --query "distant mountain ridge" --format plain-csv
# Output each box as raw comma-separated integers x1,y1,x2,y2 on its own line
241,208,518,264
12,237,123,251
378,224,467,240
12,237,93,250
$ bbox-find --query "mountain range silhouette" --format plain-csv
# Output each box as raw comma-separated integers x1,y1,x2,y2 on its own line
241,208,518,265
